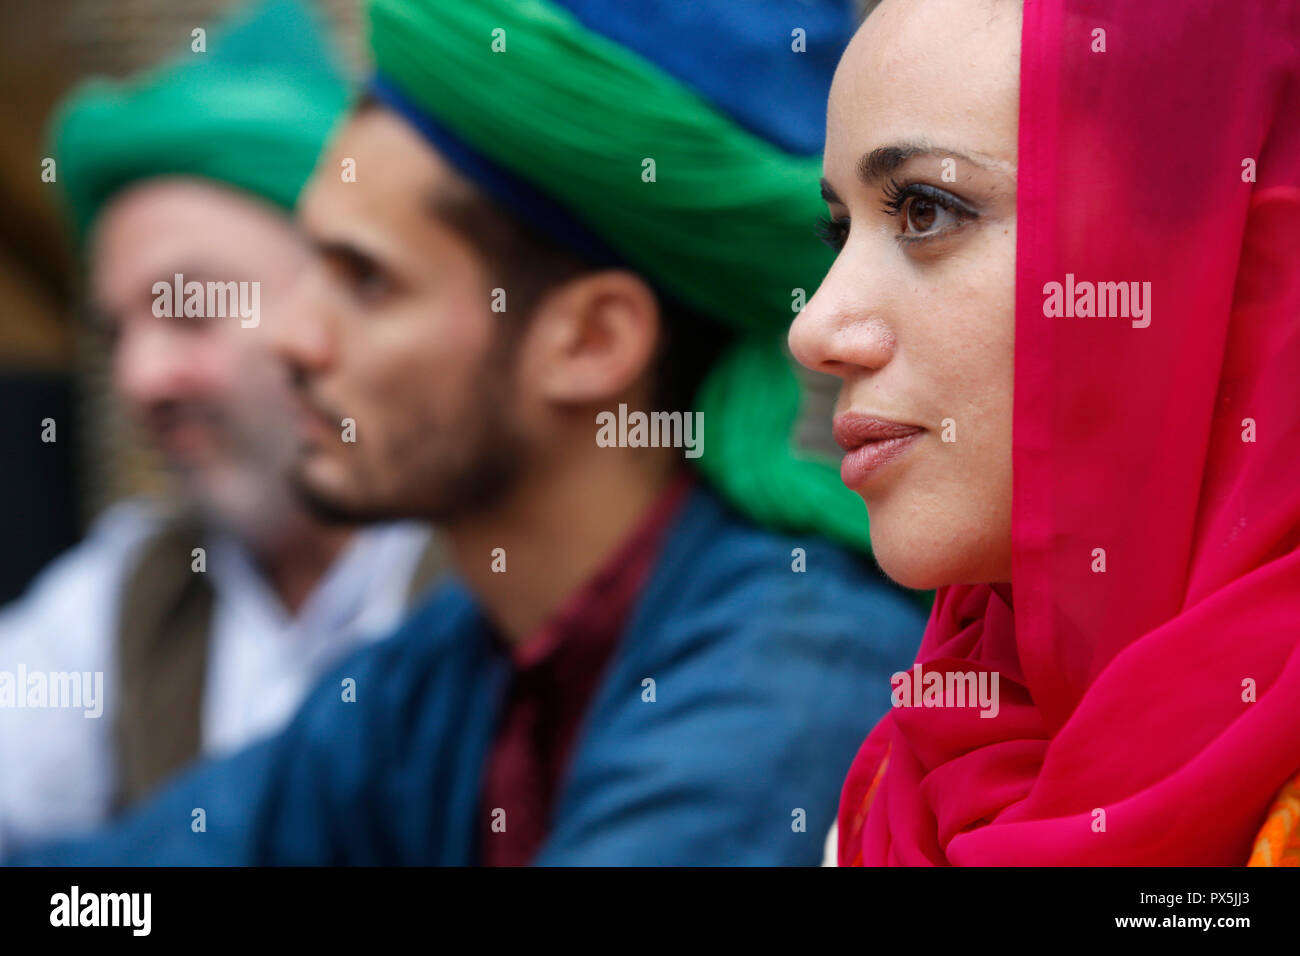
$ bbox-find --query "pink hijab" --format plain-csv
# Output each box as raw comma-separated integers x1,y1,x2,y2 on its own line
840,0,1300,865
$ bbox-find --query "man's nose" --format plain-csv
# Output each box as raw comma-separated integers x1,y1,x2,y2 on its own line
114,323,204,409
270,263,336,375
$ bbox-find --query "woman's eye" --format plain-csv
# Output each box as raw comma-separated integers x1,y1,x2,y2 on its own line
883,180,977,242
901,196,957,236
815,214,850,252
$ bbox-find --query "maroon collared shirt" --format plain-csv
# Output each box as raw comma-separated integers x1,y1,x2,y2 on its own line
479,472,694,866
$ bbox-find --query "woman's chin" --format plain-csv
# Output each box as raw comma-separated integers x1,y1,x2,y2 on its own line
870,522,993,591
873,536,1012,592
867,487,1014,591
873,549,949,591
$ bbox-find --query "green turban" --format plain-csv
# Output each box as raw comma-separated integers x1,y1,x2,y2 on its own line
368,0,875,554
50,0,350,240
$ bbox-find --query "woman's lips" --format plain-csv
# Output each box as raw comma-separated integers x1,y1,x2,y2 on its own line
833,414,923,489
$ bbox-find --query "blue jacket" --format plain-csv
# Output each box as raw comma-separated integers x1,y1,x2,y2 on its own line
9,487,925,865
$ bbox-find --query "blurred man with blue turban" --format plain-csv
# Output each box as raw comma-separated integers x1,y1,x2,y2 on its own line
9,0,926,866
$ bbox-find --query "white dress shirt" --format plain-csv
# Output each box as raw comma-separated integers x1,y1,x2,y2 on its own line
0,498,433,854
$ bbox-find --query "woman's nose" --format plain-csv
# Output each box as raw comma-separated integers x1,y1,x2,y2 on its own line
788,260,896,380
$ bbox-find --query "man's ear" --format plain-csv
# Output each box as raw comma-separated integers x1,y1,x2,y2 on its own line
523,269,661,406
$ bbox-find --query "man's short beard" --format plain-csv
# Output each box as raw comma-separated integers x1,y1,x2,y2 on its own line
288,467,376,527
289,422,525,528
289,332,531,528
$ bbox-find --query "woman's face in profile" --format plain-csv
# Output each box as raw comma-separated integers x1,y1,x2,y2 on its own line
789,0,1021,590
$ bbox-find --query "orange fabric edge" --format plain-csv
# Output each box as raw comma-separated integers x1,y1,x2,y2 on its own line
845,747,890,867
1247,771,1300,867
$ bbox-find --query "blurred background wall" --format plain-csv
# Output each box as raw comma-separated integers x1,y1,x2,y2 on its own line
0,0,364,602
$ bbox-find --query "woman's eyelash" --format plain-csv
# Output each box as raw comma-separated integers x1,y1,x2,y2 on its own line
880,178,978,222
815,181,979,253
815,215,849,251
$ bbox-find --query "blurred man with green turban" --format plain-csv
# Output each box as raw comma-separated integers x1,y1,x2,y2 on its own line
11,0,925,866
0,0,442,856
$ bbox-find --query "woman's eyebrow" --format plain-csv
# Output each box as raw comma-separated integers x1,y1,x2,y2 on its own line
820,143,1009,205
856,143,992,185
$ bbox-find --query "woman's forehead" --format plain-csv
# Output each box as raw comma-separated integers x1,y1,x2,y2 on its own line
826,0,1021,173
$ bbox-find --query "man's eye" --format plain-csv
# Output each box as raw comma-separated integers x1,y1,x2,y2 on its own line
88,309,121,345
351,262,390,300
326,251,392,303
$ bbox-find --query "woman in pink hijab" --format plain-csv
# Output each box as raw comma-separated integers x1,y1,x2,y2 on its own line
791,0,1300,866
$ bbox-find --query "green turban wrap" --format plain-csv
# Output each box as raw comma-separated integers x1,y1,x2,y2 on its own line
368,0,875,554
50,0,350,240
